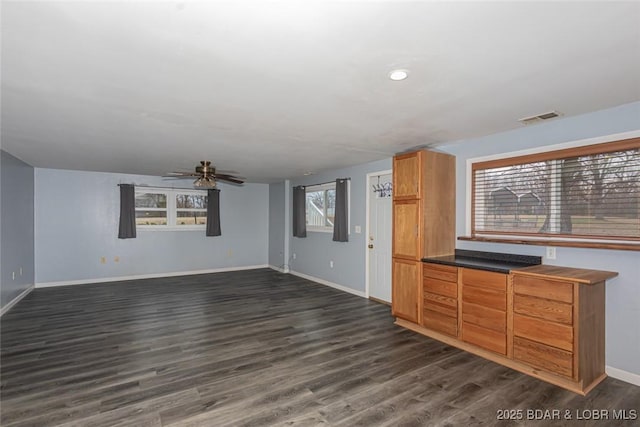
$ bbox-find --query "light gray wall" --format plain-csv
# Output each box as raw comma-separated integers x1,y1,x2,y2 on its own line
35,168,269,284
439,101,640,375
1,150,35,308
268,181,286,269
288,158,392,293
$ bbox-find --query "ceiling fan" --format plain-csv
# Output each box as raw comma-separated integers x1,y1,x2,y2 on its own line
164,161,245,188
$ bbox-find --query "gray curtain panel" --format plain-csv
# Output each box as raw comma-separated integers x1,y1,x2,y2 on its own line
292,185,307,238
118,184,136,239
333,178,349,242
206,189,222,236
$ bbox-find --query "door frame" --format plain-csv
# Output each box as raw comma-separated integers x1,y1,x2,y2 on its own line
365,169,393,299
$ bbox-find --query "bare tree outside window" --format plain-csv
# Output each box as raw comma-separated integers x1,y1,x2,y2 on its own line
473,142,639,240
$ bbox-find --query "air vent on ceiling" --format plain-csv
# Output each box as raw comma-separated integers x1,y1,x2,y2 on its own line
518,110,562,125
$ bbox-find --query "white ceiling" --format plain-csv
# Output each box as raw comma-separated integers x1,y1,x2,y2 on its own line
2,1,639,183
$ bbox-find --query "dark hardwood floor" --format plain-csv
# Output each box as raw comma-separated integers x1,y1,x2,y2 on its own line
1,268,638,426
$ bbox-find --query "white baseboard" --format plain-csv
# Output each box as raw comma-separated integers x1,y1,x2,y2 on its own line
269,265,286,273
269,265,290,273
0,284,35,317
606,365,640,387
35,265,270,288
289,270,366,298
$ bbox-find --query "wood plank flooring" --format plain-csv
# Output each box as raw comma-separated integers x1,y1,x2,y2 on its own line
1,268,638,426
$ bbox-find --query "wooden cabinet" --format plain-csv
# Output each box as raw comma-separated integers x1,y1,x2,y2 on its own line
392,259,420,323
461,268,507,355
422,263,458,337
393,152,421,199
395,264,617,395
392,200,420,259
511,270,607,388
391,150,456,326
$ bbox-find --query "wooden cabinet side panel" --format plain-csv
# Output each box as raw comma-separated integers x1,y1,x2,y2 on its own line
423,151,456,257
392,259,420,323
578,281,606,386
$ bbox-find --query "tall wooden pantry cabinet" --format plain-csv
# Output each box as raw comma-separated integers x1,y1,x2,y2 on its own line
391,150,456,324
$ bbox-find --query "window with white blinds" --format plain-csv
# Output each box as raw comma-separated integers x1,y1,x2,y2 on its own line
472,138,640,242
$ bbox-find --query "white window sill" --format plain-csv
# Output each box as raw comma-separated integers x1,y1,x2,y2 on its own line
137,226,206,232
307,227,333,233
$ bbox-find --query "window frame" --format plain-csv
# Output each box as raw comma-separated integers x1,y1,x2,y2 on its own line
304,181,351,234
465,132,640,250
135,188,208,231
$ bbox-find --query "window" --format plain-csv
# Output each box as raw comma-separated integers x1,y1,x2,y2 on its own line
135,189,207,230
175,194,207,226
305,183,336,232
135,192,167,226
471,138,639,246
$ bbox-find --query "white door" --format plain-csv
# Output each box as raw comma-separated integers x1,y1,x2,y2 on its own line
368,173,393,302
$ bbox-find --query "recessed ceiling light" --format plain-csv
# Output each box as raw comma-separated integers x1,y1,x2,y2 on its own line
303,171,314,176
389,69,408,81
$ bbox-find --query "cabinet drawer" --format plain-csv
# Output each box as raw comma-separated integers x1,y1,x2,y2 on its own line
462,286,506,311
514,294,573,325
513,275,573,304
423,263,458,283
513,314,573,352
462,302,506,333
462,322,506,355
423,309,457,337
423,277,457,299
461,268,507,292
514,337,573,378
424,291,457,318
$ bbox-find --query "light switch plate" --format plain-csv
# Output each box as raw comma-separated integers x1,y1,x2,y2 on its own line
354,225,361,233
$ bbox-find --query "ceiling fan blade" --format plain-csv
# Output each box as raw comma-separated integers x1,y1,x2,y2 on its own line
164,171,198,175
162,173,199,178
214,175,245,184
214,173,245,180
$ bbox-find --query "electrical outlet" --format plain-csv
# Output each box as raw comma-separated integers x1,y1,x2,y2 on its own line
546,247,556,260
292,253,297,259
227,249,233,257
100,257,106,264
330,260,334,268
114,256,120,263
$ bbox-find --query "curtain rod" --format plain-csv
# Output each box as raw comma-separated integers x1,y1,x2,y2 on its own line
117,184,210,192
296,177,350,188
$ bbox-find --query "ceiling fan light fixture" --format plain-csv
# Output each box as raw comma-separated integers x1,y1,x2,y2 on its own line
193,176,216,188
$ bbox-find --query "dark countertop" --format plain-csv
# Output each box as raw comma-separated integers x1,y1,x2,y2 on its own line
422,249,542,274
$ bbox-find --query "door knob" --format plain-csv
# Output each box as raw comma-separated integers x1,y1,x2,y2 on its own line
368,244,374,249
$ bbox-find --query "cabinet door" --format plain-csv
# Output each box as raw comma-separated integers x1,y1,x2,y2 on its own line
392,258,420,323
393,152,421,200
393,200,420,259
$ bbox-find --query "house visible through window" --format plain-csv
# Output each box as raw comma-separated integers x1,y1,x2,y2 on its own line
305,183,336,232
471,138,640,244
135,189,207,230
